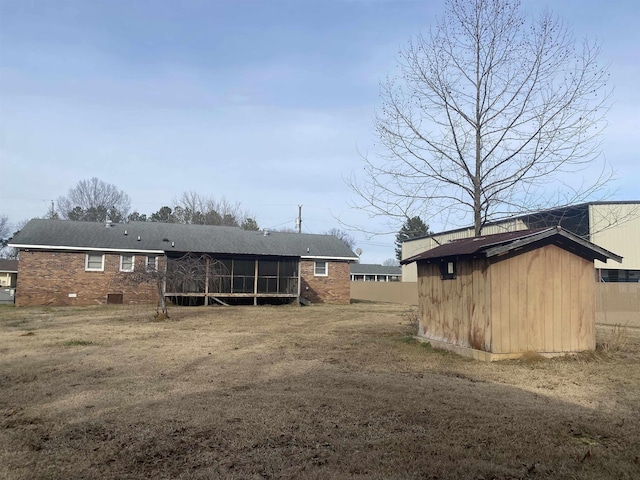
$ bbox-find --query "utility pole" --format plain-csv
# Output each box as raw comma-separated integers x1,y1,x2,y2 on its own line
297,205,302,234
47,200,58,219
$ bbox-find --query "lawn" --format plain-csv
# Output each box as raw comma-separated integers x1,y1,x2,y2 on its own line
1,303,639,479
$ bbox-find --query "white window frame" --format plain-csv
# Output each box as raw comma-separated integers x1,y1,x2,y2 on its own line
120,255,135,272
314,261,328,277
146,255,157,272
85,253,105,272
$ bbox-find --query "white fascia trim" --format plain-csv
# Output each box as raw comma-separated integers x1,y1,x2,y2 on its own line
301,255,359,261
9,244,164,254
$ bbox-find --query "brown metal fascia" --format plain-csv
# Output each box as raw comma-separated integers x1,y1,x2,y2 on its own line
484,228,622,264
483,229,558,258
555,229,623,263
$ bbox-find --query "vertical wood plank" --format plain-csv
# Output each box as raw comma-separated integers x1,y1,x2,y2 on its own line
570,255,580,351
490,260,501,353
526,249,542,351
549,246,562,352
429,264,436,336
482,260,492,351
500,258,511,354
540,248,549,352
507,254,519,354
517,254,528,353
577,258,595,350
560,250,572,351
454,265,460,344
444,262,453,342
467,262,473,349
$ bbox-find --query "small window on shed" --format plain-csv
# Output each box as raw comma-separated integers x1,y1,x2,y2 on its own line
440,260,456,280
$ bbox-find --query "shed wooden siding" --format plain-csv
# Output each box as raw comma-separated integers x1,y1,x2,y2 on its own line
416,243,596,356
489,244,595,354
416,258,491,351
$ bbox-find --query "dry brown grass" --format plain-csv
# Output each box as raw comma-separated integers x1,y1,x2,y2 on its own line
1,303,639,480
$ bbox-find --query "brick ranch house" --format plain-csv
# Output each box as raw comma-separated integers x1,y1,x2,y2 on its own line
10,219,359,307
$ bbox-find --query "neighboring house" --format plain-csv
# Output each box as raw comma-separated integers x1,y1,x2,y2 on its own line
0,259,18,288
0,259,18,304
401,201,640,282
350,264,401,282
402,227,622,361
9,219,358,307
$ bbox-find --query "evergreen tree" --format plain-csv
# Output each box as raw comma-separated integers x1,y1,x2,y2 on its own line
395,216,429,261
241,218,260,231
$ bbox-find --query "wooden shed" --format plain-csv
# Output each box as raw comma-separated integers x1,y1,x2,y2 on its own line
402,227,622,361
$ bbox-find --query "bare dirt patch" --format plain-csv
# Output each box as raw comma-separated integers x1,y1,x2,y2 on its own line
1,303,639,479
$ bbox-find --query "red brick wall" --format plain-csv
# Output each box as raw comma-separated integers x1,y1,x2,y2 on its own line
300,260,350,304
16,250,160,307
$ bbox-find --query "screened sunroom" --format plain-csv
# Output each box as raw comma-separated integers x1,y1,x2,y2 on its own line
164,253,300,305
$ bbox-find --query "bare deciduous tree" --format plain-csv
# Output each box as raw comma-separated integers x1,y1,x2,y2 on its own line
149,192,256,228
117,253,229,317
0,215,9,246
325,228,356,251
0,215,12,258
172,191,255,227
349,0,612,236
58,177,131,222
117,256,170,317
0,216,27,259
382,258,400,267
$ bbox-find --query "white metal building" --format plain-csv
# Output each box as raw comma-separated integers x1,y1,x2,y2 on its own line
402,201,640,283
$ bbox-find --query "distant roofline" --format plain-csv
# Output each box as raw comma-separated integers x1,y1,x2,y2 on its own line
402,200,640,244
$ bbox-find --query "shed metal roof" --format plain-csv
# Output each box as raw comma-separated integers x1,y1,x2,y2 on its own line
10,219,359,260
401,227,622,265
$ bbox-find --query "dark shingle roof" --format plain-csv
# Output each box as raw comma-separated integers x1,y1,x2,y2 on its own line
350,264,402,275
0,259,18,272
10,219,358,260
401,227,622,265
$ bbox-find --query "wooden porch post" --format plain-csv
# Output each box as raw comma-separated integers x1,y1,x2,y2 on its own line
253,259,259,306
205,256,210,305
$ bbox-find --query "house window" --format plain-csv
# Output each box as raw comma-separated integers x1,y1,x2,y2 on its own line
314,261,328,276
440,260,456,280
120,255,134,272
146,255,157,272
85,253,105,271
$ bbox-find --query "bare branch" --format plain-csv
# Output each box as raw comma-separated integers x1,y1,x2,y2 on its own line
348,0,612,236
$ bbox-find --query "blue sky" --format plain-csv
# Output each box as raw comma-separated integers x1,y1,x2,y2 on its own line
1,0,638,263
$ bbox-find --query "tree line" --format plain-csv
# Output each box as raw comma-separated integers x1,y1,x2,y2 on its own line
48,178,261,231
